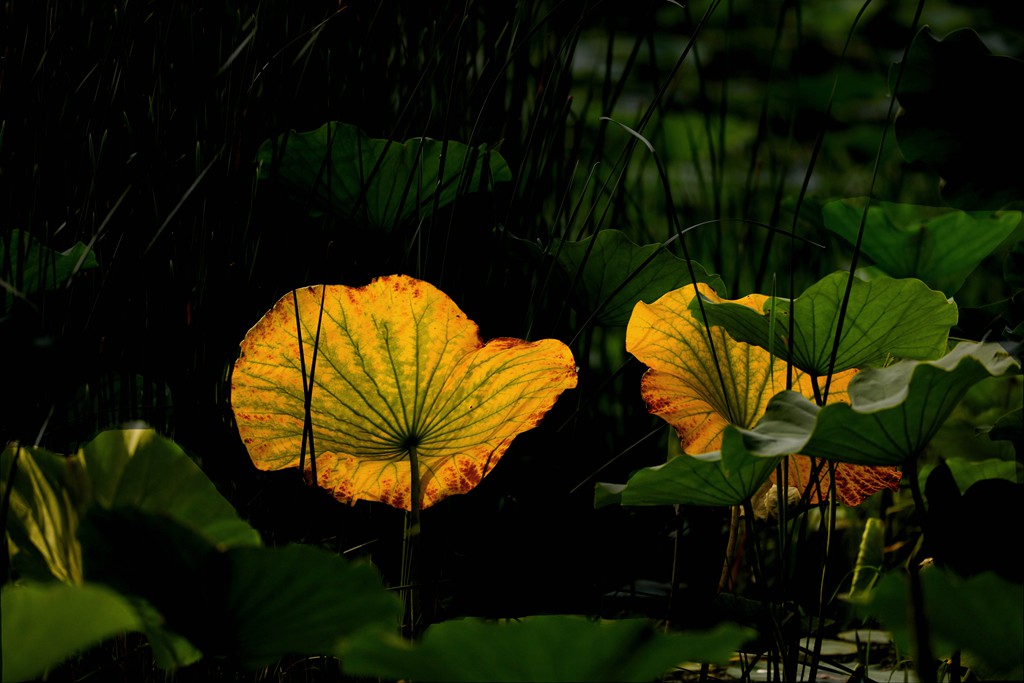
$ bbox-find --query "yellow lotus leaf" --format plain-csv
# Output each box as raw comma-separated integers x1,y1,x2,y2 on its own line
230,275,577,511
626,283,901,507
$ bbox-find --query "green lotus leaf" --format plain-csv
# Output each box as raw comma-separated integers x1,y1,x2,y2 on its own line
990,406,1022,448
554,229,725,326
892,27,1024,210
1,442,86,583
78,505,213,667
821,199,1021,296
81,428,261,548
338,615,752,682
79,506,401,669
851,567,1024,679
695,271,957,375
1,229,98,306
3,429,264,668
616,283,898,508
219,544,401,668
1,582,142,682
944,457,1020,494
257,121,511,230
595,429,782,508
743,342,1019,467
599,343,1015,507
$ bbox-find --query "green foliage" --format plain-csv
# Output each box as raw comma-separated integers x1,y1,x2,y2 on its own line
595,429,782,508
0,230,98,309
845,518,885,600
1,444,85,583
943,457,1020,493
697,271,958,375
852,567,1024,679
1,582,142,682
822,199,1021,296
2,429,400,674
339,616,753,682
80,507,401,669
257,121,511,229
748,342,1018,466
552,229,725,326
893,27,1024,210
81,429,262,548
599,342,1019,507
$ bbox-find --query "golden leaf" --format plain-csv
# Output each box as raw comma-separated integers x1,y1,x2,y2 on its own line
627,283,900,506
231,275,577,510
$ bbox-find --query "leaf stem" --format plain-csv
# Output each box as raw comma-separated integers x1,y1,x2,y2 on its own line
402,443,425,639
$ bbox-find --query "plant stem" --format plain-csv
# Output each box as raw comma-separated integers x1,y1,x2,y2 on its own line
401,443,424,639
807,463,837,683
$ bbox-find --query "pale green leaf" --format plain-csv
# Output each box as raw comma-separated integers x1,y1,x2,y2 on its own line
1,582,142,682
822,198,1021,295
697,272,957,374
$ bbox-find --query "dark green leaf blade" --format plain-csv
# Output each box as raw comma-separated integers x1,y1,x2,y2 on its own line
220,544,402,669
339,616,752,682
257,122,511,230
851,567,1024,679
79,507,401,670
1,230,99,306
595,429,781,508
892,27,1024,210
822,199,1021,296
82,428,262,548
554,229,725,326
1,582,142,682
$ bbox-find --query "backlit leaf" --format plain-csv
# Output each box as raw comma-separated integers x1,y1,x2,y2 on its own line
231,274,577,510
614,284,899,507
627,284,807,451
257,122,511,230
553,229,725,326
1,443,85,582
696,272,957,375
822,199,1021,296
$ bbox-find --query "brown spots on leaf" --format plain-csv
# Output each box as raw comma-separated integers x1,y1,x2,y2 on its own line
458,458,483,487
488,337,526,351
380,485,407,511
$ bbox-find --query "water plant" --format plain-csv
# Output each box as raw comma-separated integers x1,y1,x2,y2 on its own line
2,0,1022,681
